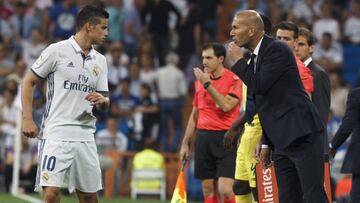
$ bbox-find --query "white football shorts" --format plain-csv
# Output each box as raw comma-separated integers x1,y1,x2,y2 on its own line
35,139,103,193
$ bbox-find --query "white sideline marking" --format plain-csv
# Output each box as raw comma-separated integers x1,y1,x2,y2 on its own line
12,194,43,203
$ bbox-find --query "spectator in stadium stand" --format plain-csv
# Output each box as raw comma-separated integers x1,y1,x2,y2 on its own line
312,0,341,42
313,32,343,72
122,0,145,60
132,138,165,190
180,43,242,203
146,0,181,66
45,0,78,41
343,0,360,45
21,5,110,203
154,52,187,152
110,78,141,149
105,42,129,88
96,116,128,153
296,27,331,155
228,10,328,203
21,28,47,68
105,0,124,43
134,83,159,148
329,72,350,118
330,87,360,203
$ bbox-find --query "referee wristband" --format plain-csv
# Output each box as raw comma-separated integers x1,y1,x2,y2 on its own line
261,144,269,149
203,81,211,89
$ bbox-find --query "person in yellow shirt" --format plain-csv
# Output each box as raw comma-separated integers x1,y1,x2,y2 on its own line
224,82,262,203
132,139,165,189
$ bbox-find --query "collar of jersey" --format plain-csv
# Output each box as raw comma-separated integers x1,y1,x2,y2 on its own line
69,35,96,59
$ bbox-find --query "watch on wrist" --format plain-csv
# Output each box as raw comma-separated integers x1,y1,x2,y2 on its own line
203,81,211,89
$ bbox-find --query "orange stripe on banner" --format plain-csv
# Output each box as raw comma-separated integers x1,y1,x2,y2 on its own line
324,161,332,203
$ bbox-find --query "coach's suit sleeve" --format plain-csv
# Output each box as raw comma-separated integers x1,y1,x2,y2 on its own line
313,69,331,124
233,42,293,95
261,127,274,150
331,89,359,150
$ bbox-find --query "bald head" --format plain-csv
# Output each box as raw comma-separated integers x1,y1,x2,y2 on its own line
230,10,264,51
235,10,264,32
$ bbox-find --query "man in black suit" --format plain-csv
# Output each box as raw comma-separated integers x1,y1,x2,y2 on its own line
228,10,328,203
330,87,360,202
296,27,331,154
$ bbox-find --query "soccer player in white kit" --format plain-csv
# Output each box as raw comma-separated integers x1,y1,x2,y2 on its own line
21,6,109,203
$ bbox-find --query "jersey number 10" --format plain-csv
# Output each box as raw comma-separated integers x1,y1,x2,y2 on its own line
42,155,57,171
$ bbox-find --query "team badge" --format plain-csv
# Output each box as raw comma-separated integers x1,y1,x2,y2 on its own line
92,65,100,77
42,172,49,181
33,54,44,69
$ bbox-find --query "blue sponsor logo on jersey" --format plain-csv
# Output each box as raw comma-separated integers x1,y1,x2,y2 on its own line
63,80,95,92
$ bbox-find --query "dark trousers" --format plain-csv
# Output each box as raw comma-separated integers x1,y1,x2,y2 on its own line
273,133,328,203
351,174,360,202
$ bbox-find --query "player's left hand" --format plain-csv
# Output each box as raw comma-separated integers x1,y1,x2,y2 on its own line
85,92,107,105
193,67,210,84
223,128,237,149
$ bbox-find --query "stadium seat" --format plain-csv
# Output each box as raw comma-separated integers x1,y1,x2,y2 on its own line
130,169,166,201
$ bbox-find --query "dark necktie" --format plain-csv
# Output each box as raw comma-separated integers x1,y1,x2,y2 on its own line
245,54,256,124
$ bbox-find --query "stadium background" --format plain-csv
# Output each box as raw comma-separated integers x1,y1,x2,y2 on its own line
0,0,359,202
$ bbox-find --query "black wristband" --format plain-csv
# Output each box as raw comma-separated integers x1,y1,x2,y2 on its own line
203,81,211,89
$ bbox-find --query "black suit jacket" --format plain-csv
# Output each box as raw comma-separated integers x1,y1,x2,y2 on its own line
232,35,324,149
307,60,331,152
331,88,360,174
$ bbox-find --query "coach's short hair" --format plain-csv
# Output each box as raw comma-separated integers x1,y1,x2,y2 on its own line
202,43,226,58
275,21,299,39
298,27,316,46
260,14,272,35
76,5,109,31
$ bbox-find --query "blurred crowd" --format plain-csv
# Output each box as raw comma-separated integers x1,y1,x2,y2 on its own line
0,0,359,199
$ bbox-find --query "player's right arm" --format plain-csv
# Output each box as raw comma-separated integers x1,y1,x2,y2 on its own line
179,107,198,162
22,71,42,138
223,112,246,149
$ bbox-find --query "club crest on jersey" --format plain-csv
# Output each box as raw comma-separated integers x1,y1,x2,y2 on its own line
33,55,44,69
42,172,49,182
92,65,100,77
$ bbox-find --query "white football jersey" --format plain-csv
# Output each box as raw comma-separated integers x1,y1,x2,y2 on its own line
32,36,108,141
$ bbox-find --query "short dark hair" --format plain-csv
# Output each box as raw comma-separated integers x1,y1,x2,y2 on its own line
298,27,316,46
140,83,152,93
202,43,226,58
322,32,332,39
260,14,272,35
275,21,299,39
75,5,109,31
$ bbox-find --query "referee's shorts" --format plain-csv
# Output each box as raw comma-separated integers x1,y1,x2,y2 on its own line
235,123,262,188
194,129,236,180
